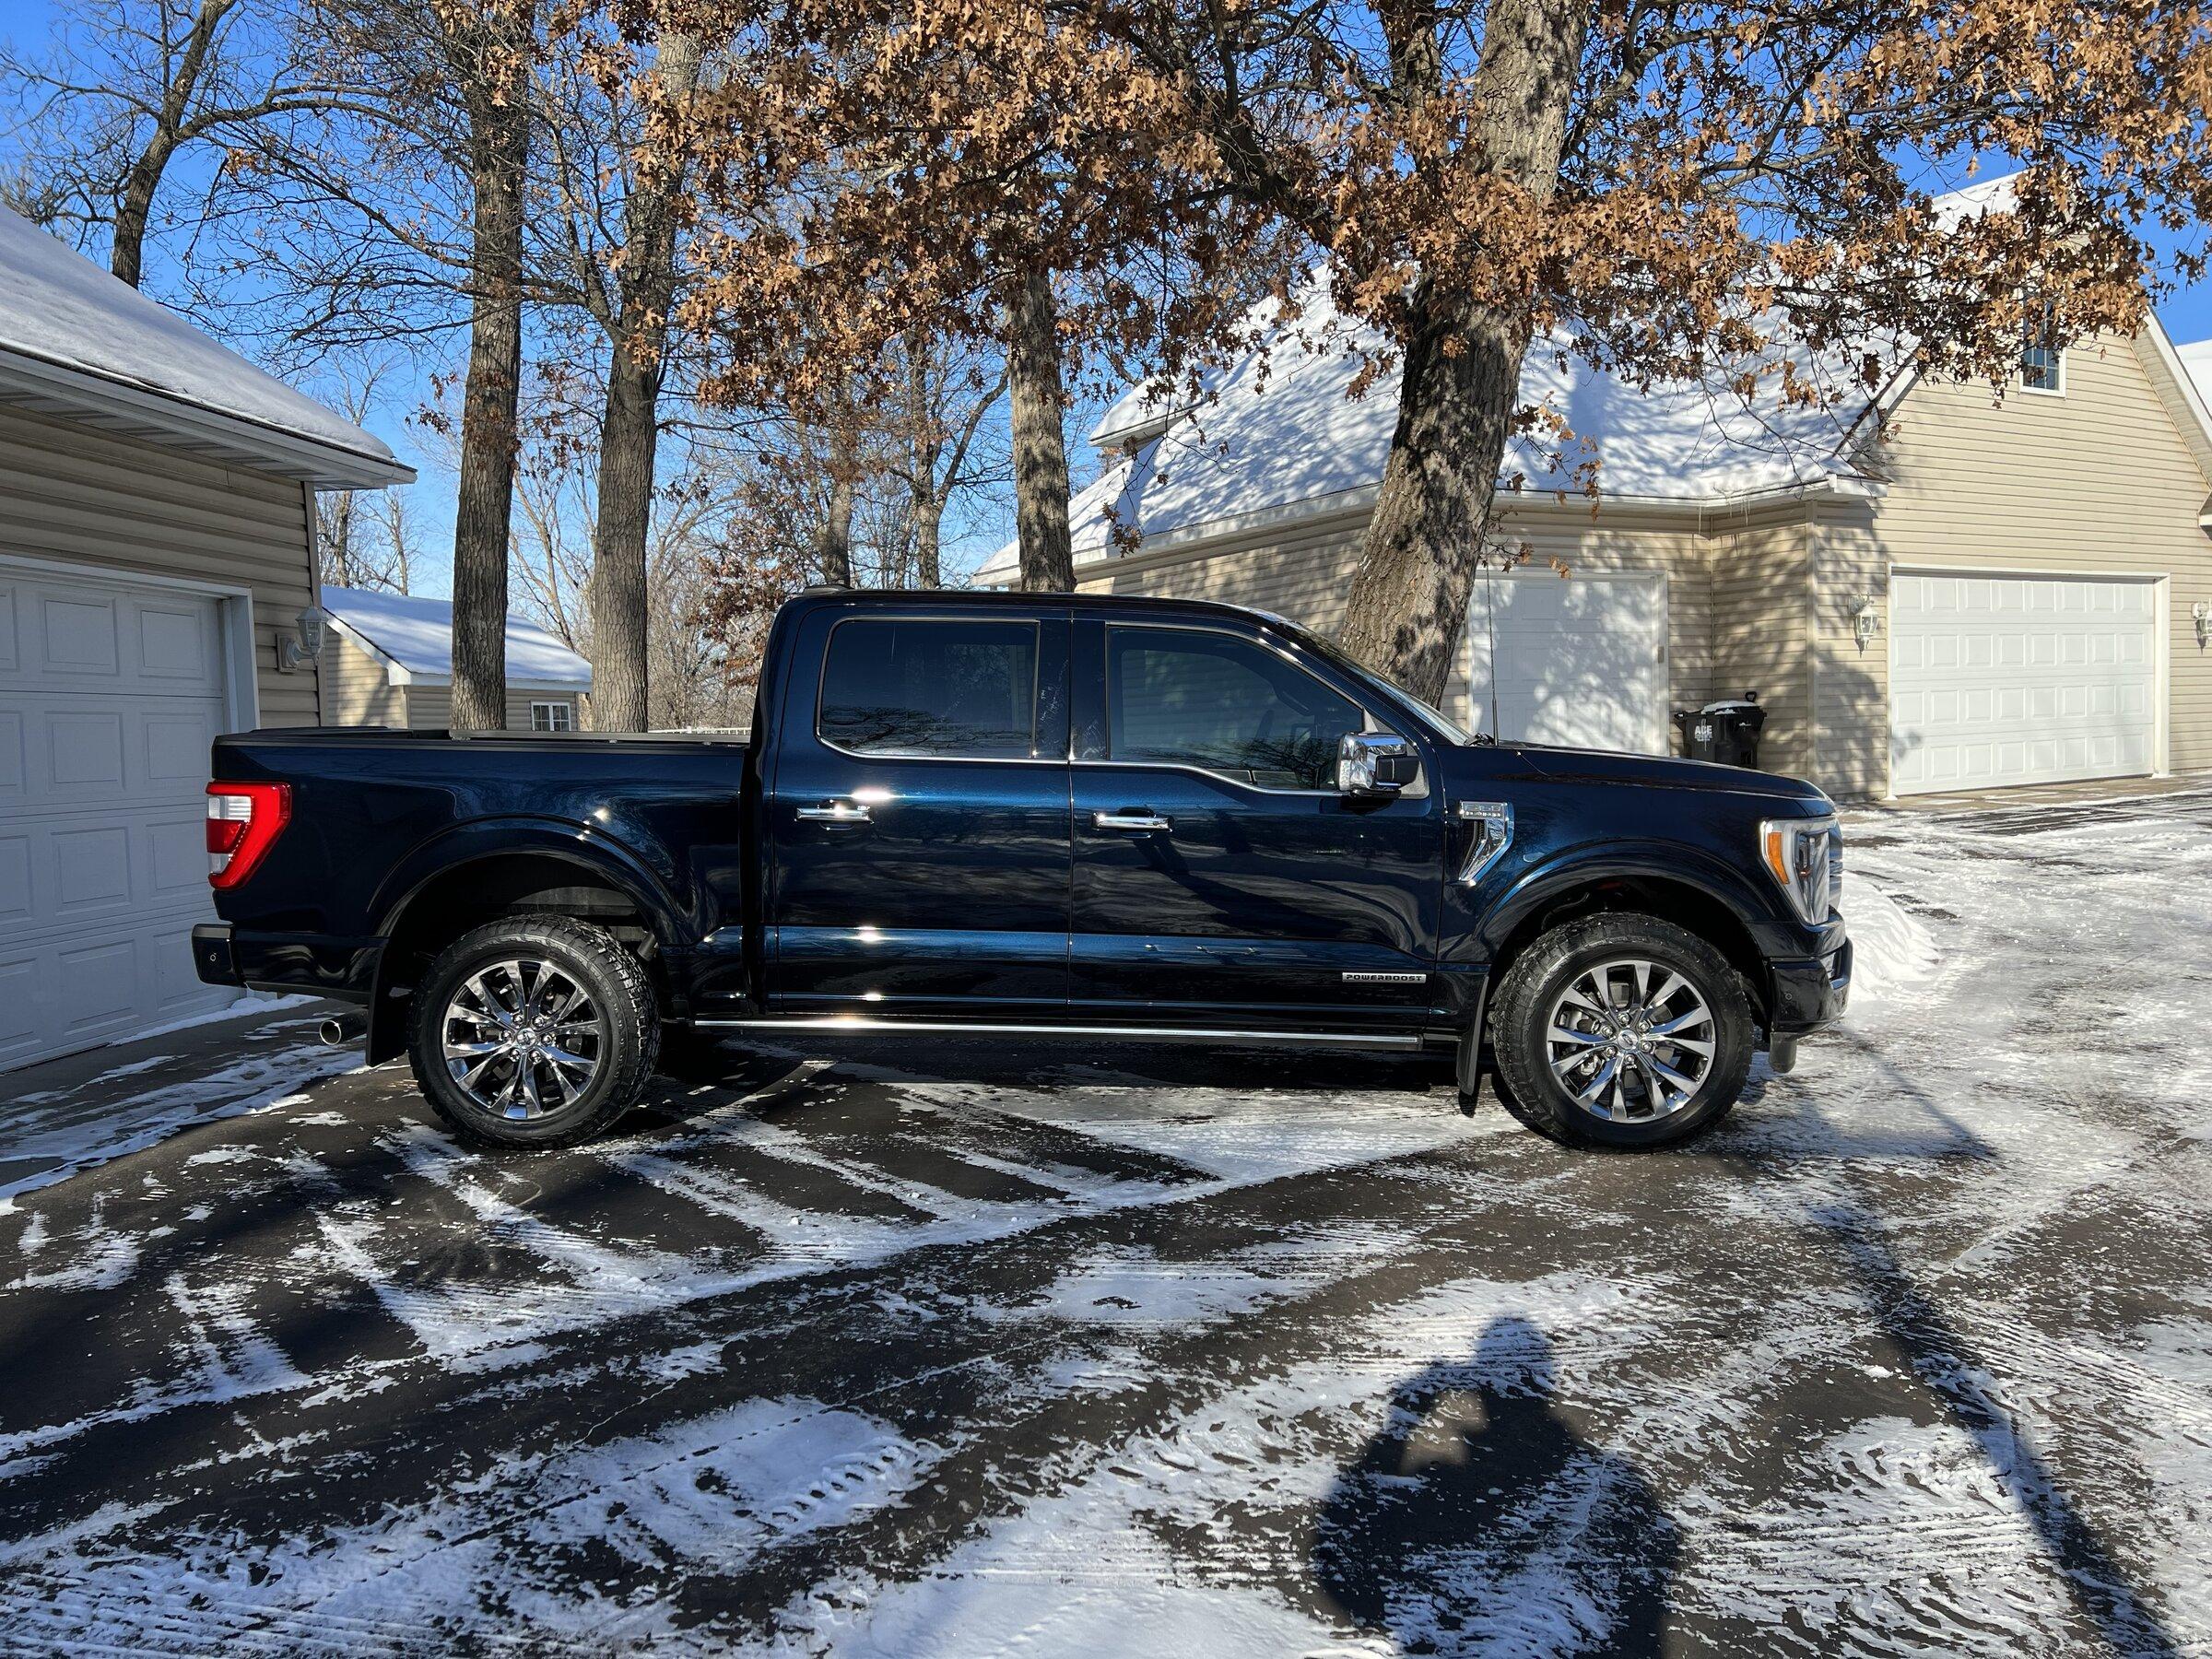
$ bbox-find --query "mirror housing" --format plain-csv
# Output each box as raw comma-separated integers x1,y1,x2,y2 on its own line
1338,732,1418,797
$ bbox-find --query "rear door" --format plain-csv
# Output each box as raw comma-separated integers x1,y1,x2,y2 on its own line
765,603,1071,1017
1067,616,1443,1031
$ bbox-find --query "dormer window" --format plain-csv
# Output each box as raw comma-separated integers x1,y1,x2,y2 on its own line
2020,304,2065,394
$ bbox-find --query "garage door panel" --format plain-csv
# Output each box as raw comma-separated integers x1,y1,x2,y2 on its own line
41,593,121,675
0,569,237,1067
1890,572,2157,794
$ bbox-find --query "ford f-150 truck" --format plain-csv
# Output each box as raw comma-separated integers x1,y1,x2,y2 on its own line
192,589,1849,1150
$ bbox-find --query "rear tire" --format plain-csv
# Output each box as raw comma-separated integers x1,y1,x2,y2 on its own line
1488,913,1753,1149
407,915,660,1148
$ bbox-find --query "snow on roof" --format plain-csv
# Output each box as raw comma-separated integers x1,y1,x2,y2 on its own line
0,206,406,486
977,289,1872,582
2176,338,2212,413
321,585,594,688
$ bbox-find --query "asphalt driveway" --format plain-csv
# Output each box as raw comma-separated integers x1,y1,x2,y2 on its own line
2,794,2209,1655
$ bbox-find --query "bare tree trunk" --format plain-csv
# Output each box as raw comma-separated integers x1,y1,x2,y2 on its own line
585,31,702,732
449,25,534,731
913,492,942,587
1006,263,1073,592
111,139,175,289
815,427,856,585
1336,0,1593,703
108,0,236,288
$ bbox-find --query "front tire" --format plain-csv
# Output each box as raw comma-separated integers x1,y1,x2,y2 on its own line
406,915,661,1148
1488,913,1753,1149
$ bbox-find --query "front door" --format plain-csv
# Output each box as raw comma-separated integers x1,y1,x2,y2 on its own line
1068,617,1443,1031
767,604,1071,1016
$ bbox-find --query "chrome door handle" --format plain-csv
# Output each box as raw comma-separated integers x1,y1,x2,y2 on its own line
1094,810,1171,833
796,800,871,824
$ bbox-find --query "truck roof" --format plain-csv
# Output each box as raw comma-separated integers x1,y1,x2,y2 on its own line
782,587,1291,627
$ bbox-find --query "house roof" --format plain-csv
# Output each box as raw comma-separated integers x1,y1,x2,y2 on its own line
320,585,593,691
976,287,1877,583
0,207,411,489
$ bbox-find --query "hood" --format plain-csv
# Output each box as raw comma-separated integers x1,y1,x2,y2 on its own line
1467,741,1832,807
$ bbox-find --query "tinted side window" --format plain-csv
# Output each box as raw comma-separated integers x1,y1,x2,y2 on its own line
1108,627,1364,789
819,619,1038,758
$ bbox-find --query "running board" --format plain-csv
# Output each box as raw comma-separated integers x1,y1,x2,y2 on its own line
693,1015,1429,1051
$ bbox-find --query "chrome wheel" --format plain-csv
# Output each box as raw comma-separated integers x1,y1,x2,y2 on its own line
1544,957,1716,1124
440,957,606,1121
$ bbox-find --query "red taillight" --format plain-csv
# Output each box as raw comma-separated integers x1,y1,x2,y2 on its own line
206,782,290,888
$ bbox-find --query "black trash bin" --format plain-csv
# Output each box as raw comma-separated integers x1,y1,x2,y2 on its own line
1672,691,1766,768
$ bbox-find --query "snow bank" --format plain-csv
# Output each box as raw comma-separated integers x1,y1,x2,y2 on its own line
1840,869,1942,1008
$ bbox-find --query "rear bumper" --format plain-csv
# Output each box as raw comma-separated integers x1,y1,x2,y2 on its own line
190,923,380,1004
191,923,243,987
1767,935,1851,1037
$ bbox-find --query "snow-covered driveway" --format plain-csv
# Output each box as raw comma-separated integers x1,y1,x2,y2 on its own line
2,794,2208,1656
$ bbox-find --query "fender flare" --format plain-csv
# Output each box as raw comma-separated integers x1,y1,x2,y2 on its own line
1474,839,1776,960
363,818,688,1064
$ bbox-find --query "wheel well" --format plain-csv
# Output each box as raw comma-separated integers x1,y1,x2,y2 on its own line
368,854,657,1063
1488,877,1769,1026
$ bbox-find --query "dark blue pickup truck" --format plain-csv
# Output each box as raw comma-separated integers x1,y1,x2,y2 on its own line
193,589,1849,1150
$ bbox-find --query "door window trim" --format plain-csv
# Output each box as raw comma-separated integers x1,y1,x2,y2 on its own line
814,613,1048,763
1093,619,1418,797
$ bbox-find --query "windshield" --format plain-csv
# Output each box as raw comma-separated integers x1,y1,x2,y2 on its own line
1267,617,1476,746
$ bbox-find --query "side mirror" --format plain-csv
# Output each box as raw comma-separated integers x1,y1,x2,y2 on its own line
1338,732,1418,797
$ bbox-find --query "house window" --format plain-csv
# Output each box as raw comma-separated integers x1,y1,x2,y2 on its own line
2020,305,2065,394
532,700,574,732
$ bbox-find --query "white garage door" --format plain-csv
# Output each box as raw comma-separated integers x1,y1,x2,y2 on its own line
0,568,239,1068
1466,572,1666,753
1890,571,2158,795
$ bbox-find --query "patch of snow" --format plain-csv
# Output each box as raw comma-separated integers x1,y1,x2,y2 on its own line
127,993,322,1044
0,1041,363,1202
6,1396,936,1651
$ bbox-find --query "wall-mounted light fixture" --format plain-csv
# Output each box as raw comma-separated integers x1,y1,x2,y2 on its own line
1847,594,1881,653
2194,600,2211,651
277,606,325,672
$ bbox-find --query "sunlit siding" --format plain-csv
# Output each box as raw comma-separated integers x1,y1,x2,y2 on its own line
1819,333,2212,794
1705,507,1817,780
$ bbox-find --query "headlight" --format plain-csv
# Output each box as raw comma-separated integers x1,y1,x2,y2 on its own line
1759,815,1839,925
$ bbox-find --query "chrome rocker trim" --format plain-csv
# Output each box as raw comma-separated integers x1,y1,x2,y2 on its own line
693,1016,1428,1050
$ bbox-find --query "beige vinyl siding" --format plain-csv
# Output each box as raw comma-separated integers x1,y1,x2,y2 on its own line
1705,506,1817,779
1078,499,1714,740
386,684,576,731
0,403,318,726
318,628,406,724
1820,333,2212,793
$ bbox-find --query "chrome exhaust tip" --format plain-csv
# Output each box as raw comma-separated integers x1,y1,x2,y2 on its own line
319,1013,367,1047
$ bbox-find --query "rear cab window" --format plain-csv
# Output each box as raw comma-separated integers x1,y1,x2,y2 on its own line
818,618,1041,759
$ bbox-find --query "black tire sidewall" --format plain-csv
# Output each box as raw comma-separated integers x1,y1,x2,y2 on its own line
1494,916,1754,1149
408,919,654,1147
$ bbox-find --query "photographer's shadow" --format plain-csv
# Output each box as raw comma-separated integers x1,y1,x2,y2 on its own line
1314,1316,1677,1655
